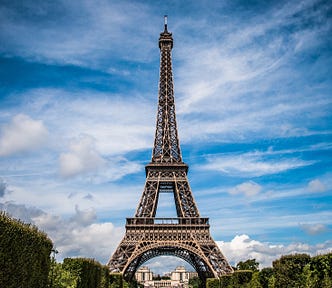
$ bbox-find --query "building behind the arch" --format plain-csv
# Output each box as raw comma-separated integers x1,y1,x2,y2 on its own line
135,266,198,288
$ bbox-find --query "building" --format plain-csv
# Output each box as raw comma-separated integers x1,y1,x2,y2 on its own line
135,266,198,288
135,266,153,283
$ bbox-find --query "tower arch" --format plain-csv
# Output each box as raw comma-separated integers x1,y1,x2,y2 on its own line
122,244,215,281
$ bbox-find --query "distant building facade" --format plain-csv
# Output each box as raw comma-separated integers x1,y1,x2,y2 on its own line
136,266,153,283
135,266,198,288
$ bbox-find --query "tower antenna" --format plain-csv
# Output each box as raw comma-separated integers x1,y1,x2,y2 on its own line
164,15,168,31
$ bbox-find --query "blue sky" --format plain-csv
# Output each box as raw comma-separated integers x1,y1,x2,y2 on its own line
0,0,331,274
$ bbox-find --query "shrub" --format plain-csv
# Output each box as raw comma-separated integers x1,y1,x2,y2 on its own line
0,212,53,288
206,278,219,288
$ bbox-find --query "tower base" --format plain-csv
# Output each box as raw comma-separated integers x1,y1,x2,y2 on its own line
108,217,233,281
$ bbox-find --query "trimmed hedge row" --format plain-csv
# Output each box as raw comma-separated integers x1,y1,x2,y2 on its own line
62,258,111,288
207,270,253,288
0,212,53,288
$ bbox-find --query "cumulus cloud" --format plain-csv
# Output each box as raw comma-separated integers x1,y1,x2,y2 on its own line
308,179,326,193
0,202,45,223
32,208,123,263
0,114,48,156
70,205,97,226
218,234,332,268
59,134,106,177
58,134,142,181
228,181,262,197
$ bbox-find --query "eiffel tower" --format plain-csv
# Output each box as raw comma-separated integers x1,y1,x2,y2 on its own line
107,17,233,282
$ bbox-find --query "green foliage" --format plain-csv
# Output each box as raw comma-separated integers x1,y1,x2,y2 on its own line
189,276,202,288
62,257,107,288
268,275,275,288
49,260,78,288
273,253,311,288
48,257,112,288
220,274,232,287
230,253,331,288
100,266,112,288
209,271,252,288
303,253,332,288
0,212,53,288
233,270,253,287
206,278,220,288
237,259,259,272
249,272,263,288
110,273,123,288
258,267,273,288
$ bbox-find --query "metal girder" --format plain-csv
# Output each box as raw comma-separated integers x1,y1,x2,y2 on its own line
135,166,200,218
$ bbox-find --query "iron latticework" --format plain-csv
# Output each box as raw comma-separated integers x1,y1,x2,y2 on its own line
107,17,233,283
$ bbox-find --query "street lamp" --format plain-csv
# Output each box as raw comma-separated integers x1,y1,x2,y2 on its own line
50,248,58,288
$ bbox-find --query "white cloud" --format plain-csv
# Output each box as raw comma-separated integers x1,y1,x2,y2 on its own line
0,202,45,223
228,181,262,197
15,88,154,156
218,234,332,268
145,256,192,275
59,134,106,177
201,151,314,177
70,205,97,226
308,179,326,193
299,223,328,235
31,206,124,263
0,114,48,156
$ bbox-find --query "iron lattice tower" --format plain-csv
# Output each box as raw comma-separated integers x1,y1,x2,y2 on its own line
107,17,233,282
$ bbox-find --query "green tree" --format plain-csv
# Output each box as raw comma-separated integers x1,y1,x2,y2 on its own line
306,253,332,288
189,276,201,288
48,261,78,288
268,275,275,288
233,270,253,287
249,272,263,288
273,254,310,288
259,267,273,288
236,259,259,272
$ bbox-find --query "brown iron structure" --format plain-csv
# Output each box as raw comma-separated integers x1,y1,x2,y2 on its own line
107,17,233,282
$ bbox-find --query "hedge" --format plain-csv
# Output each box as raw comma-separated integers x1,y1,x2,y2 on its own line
232,270,252,286
0,211,53,288
110,273,123,288
206,278,219,288
62,257,112,288
220,274,232,287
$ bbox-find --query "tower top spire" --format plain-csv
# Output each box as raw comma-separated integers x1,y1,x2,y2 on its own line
159,15,173,49
153,16,180,163
164,15,168,32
